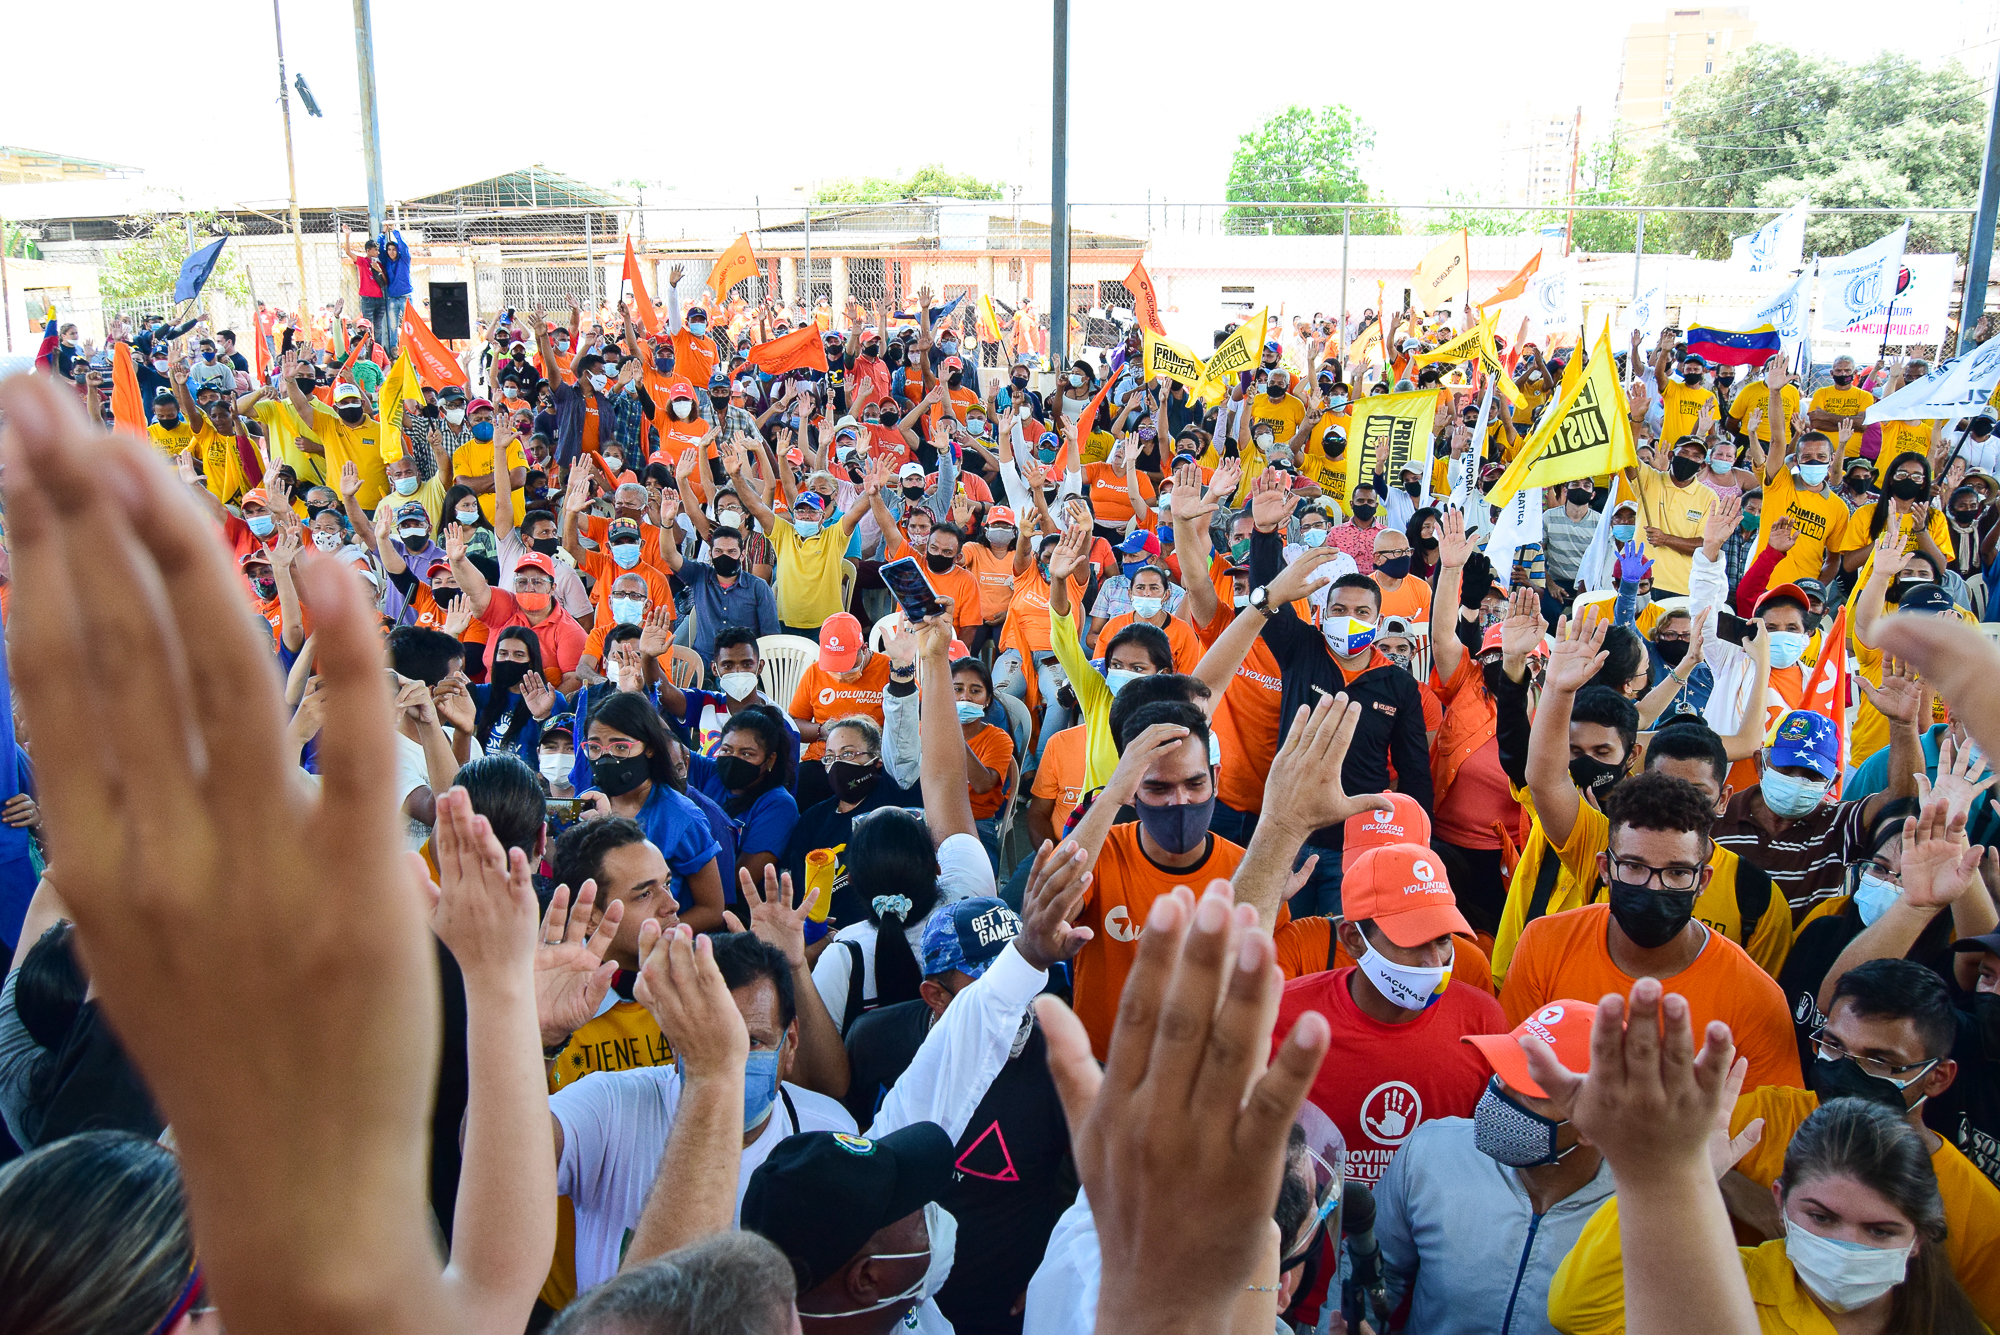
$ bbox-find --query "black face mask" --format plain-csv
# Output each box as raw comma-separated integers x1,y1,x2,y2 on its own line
295,378,317,395
711,553,741,578
1351,502,1377,523
903,485,927,502
1267,385,1286,400
1831,373,1854,387
1012,375,1029,390
827,759,879,802
1607,882,1697,949
1403,480,1422,497
337,406,365,425
1669,456,1703,483
715,755,766,792
1954,509,1981,525
1566,486,1594,506
1569,755,1623,800
1480,660,1510,695
1714,375,1735,391
711,392,730,407
157,413,179,428
1378,554,1412,580
1847,474,1875,494
490,660,532,694
946,372,962,389
531,536,561,556
1808,1056,1919,1112
590,752,651,797
1655,638,1690,667
1888,476,1927,502
1135,794,1215,855
1683,371,1705,385
926,552,955,574
879,411,901,427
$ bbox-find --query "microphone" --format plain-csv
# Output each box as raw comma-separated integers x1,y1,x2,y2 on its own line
1341,1182,1386,1330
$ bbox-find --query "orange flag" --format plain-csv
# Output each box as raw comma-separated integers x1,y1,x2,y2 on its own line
399,307,468,388
1480,250,1544,310
1127,258,1166,335
745,324,829,376
623,235,661,336
1795,604,1851,795
707,234,758,300
109,342,147,440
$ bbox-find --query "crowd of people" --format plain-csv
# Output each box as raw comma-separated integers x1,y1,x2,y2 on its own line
7,259,2000,1335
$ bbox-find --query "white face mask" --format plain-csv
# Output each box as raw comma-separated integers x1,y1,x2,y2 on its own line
444,407,466,425
538,750,572,782
1356,939,1453,1011
1131,595,1164,619
1783,1215,1913,1313
718,671,760,700
801,1203,957,1319
1760,768,1830,818
589,373,608,393
672,400,694,419
312,530,343,552
455,508,481,526
715,510,741,529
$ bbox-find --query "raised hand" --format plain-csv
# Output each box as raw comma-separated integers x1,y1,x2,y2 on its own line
441,594,473,638
636,602,674,659
534,882,626,1050
1207,456,1243,503
1614,540,1653,586
1259,695,1395,838
1857,654,1925,728
1702,492,1741,552
430,675,476,733
1170,460,1213,523
1766,516,1797,553
633,924,748,1082
1437,505,1477,570
269,525,303,572
1870,525,1914,581
338,460,362,500
1896,788,1982,911
1546,610,1611,694
429,787,539,976
1923,732,1996,826
444,523,470,563
1500,582,1547,660
1248,467,1293,533
1263,545,1343,605
721,864,822,970
519,671,556,720
1015,838,1094,970
1046,522,1092,583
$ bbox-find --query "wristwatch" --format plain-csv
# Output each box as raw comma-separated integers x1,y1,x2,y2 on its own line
1247,585,1274,616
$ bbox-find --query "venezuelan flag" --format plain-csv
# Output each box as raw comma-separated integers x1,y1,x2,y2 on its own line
1685,323,1784,368
33,306,58,372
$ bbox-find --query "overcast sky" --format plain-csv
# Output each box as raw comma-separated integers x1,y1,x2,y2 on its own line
4,0,1992,217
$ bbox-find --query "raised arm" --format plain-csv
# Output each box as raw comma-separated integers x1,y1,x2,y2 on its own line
1430,507,1476,684
492,421,519,544
447,524,493,616
721,436,779,533
916,603,977,844
1169,462,1219,629
1233,695,1389,929
1525,610,1612,850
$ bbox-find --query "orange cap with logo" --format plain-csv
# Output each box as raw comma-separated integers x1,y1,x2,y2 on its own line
1462,1000,1598,1099
1342,794,1433,870
818,613,863,672
1340,842,1471,948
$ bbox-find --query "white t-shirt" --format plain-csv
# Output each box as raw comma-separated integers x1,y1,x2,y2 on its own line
393,731,433,851
811,832,998,1033
553,1065,855,1292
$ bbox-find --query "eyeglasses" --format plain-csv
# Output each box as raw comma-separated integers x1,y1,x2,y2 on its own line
822,749,879,768
581,738,645,759
1605,849,1706,892
1811,1030,1939,1085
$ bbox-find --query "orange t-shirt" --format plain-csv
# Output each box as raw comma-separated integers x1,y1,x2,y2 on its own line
885,533,984,630
576,549,673,621
650,415,710,470
1003,568,1087,655
580,396,601,457
1376,575,1433,626
1030,725,1089,835
1074,824,1253,1057
965,722,1016,820
788,654,894,760
409,583,490,648
580,514,668,569
960,544,1018,623
1213,638,1285,815
1499,904,1804,1091
1093,612,1206,674
1080,463,1156,527
1275,918,1496,997
669,329,717,388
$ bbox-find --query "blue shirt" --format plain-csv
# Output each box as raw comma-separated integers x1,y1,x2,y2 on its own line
632,782,723,912
470,683,569,762
688,753,801,860
680,785,738,906
676,561,779,663
670,688,803,784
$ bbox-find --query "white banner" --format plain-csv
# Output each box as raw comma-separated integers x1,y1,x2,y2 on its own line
1731,198,1810,274
1623,274,1670,343
1746,264,1815,365
1816,223,1909,333
1863,332,2000,424
1835,252,1953,347
1522,257,1582,337
1484,486,1544,590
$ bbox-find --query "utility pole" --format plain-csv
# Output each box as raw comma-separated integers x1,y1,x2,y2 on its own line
1962,75,2000,351
352,0,386,239
1562,105,1583,258
272,1,312,316
1050,0,1071,375
0,212,13,353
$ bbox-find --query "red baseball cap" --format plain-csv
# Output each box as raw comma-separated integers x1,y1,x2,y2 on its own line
987,505,1017,526
466,398,494,413
515,551,556,579
1479,623,1506,654
1340,843,1470,948
1755,582,1811,614
819,613,863,672
949,639,971,659
1463,999,1598,1099
1342,795,1432,869
942,355,964,371
666,376,697,402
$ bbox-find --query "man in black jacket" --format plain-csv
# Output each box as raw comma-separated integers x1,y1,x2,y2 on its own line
1244,471,1432,915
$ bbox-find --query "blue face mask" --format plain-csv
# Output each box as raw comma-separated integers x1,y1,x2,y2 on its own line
246,514,275,537
470,421,496,442
610,596,646,626
1797,463,1830,487
393,475,421,496
743,1048,781,1130
1760,767,1830,818
688,321,708,338
1121,559,1147,580
955,700,985,725
1611,523,1636,542
1854,869,1902,926
794,518,822,539
1104,668,1139,697
611,542,641,570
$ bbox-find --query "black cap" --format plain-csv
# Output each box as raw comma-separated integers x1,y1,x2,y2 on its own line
740,1124,954,1293
1892,582,1955,615
1953,930,2000,956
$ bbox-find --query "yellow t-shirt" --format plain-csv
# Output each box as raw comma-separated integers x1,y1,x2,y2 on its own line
769,515,849,629
1248,391,1307,446
451,437,530,528
1757,466,1850,587
1878,417,1940,462
1660,381,1718,441
1837,502,1953,564
1809,384,1876,456
1632,464,1716,595
1727,382,1801,443
305,401,390,509
250,398,327,487
147,416,193,458
191,420,248,505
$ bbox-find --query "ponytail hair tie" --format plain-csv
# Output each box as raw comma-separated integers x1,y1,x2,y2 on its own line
872,894,914,921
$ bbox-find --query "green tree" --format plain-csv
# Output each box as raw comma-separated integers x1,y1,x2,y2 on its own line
99,209,250,306
1223,104,1396,236
2,221,40,260
1419,192,1534,237
815,165,1005,203
1636,47,1982,259
1565,128,1643,253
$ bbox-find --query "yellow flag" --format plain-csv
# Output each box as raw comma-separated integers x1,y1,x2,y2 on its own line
1413,229,1470,310
1143,329,1208,390
1409,312,1523,408
1344,390,1439,501
1195,308,1267,401
978,294,1005,345
376,346,418,463
1486,329,1636,505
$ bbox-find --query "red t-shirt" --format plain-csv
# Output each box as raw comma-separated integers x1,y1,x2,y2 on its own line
477,588,588,682
1273,966,1507,1185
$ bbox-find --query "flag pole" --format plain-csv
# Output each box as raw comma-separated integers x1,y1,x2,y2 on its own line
273,0,311,319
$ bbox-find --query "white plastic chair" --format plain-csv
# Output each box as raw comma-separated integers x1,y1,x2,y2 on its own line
755,634,822,710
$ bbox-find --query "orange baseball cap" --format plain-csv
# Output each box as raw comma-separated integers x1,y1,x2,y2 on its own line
1340,843,1470,948
819,613,863,672
1342,794,1432,869
1462,999,1598,1099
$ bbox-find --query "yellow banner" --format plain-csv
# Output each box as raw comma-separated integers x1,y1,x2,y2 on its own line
1143,329,1208,390
1195,308,1267,400
1408,312,1523,407
1344,390,1439,501
376,346,418,463
1413,229,1470,310
1486,329,1636,504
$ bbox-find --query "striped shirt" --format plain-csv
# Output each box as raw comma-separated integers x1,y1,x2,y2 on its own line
1541,506,1598,585
1711,789,1870,921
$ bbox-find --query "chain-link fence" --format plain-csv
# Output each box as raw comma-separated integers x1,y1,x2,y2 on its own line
10,199,1985,373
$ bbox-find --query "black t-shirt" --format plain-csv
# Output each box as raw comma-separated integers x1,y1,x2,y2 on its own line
1938,996,2000,1188
783,773,923,931
1776,903,1959,1074
845,998,1074,1335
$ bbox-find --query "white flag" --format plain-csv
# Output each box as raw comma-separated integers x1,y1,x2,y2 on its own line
1818,223,1909,333
1523,257,1581,337
1733,199,1810,274
1750,265,1815,359
1624,273,1670,343
1483,486,1544,590
1863,332,2000,424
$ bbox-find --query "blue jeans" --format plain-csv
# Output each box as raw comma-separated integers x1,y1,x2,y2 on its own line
361,295,390,348
1286,843,1346,919
1210,799,1259,847
382,294,407,359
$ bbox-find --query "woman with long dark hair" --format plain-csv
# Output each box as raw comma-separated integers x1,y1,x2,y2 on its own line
469,627,562,762
689,705,798,886
579,690,727,931
1843,451,1952,577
